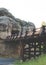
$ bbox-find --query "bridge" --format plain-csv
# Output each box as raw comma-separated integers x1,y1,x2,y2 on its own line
5,26,46,61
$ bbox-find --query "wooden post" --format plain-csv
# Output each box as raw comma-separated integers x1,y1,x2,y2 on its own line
43,42,46,54
34,42,36,58
39,41,41,55
29,43,31,59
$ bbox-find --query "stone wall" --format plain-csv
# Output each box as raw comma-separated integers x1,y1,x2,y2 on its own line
0,39,22,58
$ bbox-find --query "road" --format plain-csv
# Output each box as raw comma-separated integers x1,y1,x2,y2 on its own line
0,58,15,65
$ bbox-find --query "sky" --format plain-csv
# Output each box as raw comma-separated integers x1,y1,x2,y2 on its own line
0,0,46,28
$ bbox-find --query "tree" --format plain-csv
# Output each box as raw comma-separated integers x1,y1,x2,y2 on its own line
41,21,46,26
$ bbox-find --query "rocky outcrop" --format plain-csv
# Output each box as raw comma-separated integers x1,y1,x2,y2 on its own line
0,8,36,58
0,8,35,36
0,16,21,39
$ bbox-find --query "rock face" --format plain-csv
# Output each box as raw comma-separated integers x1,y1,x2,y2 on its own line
0,8,35,37
0,14,21,39
0,8,15,20
14,18,35,35
0,8,36,58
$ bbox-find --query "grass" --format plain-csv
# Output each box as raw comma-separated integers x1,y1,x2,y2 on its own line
14,54,46,65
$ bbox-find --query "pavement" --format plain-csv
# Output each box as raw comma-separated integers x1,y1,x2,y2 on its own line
0,58,15,65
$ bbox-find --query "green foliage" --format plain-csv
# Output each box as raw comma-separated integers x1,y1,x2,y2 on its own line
41,21,46,26
14,54,46,65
